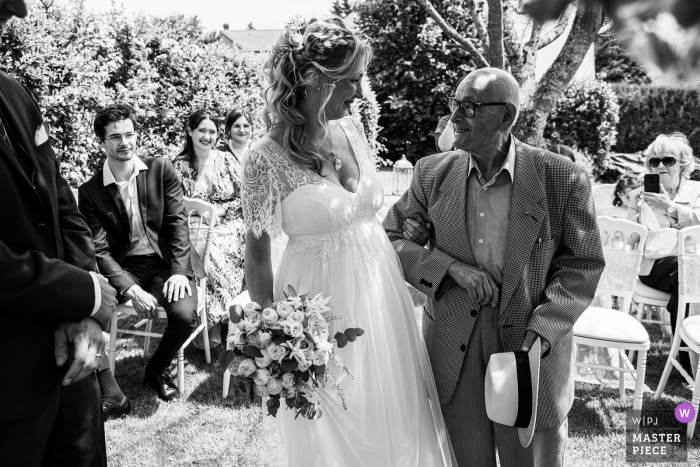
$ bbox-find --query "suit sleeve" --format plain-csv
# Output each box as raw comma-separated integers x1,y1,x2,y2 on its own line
382,159,457,301
78,187,137,293
54,156,97,271
163,159,193,276
527,170,605,351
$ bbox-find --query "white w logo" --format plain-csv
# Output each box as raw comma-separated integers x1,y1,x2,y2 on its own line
680,409,691,418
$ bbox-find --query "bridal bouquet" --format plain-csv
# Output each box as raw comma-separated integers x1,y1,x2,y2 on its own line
219,285,363,420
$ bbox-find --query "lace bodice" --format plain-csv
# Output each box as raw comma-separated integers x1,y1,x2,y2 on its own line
241,117,384,251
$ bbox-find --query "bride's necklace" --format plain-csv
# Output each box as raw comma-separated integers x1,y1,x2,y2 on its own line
323,129,342,172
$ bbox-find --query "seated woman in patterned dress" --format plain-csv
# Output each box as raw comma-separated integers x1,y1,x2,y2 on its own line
171,109,247,348
217,109,254,166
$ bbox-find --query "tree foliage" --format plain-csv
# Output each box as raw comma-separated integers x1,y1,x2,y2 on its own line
356,0,478,161
595,31,650,85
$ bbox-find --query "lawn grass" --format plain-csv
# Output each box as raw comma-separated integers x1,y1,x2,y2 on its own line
106,289,699,467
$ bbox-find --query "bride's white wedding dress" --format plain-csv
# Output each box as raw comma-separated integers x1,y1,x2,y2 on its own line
241,117,456,467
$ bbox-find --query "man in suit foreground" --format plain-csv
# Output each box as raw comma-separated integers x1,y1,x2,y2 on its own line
384,68,605,466
79,104,201,402
0,1,118,465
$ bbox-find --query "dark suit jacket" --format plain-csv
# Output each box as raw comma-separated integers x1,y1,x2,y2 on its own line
78,157,203,293
0,72,97,423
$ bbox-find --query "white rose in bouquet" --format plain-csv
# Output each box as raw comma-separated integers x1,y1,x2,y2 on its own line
236,320,249,332
256,332,272,349
261,308,279,326
267,378,283,395
277,301,294,319
247,331,260,348
281,373,295,389
255,348,273,368
287,310,304,323
253,368,272,386
247,311,262,325
229,355,246,375
267,343,288,361
315,339,333,353
254,384,270,398
288,321,304,338
238,359,257,377
243,302,261,317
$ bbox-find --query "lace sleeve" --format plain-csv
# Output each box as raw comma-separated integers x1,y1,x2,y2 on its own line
241,145,284,240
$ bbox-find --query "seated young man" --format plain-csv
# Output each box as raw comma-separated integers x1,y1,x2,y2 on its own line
79,104,202,402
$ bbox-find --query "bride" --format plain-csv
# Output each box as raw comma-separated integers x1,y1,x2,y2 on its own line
241,16,456,467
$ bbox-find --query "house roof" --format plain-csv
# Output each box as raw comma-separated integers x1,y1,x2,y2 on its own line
221,29,284,52
652,75,700,88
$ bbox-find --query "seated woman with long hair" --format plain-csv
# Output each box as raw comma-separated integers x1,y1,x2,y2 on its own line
171,109,247,348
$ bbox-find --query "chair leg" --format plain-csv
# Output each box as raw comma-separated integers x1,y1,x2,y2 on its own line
109,311,119,375
629,302,645,364
144,319,153,356
654,319,684,399
688,370,700,440
619,349,626,397
201,302,211,365
223,368,231,399
177,349,185,393
633,350,648,412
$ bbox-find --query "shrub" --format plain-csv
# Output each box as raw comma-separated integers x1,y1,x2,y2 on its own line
545,79,620,180
612,84,700,158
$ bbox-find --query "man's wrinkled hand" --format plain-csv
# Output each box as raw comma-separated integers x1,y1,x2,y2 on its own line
447,261,500,307
402,218,432,246
522,330,551,357
54,318,105,385
163,274,191,303
126,284,160,320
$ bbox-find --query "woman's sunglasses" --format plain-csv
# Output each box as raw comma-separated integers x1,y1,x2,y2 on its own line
648,156,679,168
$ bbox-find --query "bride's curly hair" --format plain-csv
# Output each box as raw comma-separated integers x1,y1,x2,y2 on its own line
262,16,372,175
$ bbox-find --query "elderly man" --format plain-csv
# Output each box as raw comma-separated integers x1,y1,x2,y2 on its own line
383,68,605,466
0,1,117,465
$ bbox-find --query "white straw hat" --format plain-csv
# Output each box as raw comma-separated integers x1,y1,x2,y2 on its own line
484,337,541,447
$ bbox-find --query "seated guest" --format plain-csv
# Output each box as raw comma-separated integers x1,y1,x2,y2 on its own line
548,143,576,163
218,109,254,169
627,132,700,376
172,109,247,349
79,104,202,401
603,174,642,218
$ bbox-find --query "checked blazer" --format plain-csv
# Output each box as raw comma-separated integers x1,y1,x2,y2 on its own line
383,138,605,431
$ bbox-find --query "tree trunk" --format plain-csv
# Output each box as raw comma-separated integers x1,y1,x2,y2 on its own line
486,0,504,68
518,0,603,147
514,21,541,108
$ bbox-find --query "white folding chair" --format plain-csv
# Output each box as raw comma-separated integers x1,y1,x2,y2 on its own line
592,183,616,213
632,279,672,326
107,197,215,392
653,225,700,439
222,290,250,398
574,217,650,411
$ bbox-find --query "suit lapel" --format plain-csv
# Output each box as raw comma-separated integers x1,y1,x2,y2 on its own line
436,153,477,266
136,168,148,232
500,141,546,314
105,181,131,232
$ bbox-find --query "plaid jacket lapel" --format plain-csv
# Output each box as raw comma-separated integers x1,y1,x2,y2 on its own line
435,153,478,266
500,140,547,315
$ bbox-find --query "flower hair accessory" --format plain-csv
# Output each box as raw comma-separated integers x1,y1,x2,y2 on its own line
272,16,305,63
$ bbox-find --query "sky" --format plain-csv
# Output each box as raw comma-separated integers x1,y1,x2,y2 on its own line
83,0,337,32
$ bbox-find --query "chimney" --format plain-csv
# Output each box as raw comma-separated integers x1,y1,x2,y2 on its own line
223,24,229,30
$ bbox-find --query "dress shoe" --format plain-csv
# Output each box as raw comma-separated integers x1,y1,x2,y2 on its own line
145,370,180,401
103,397,131,420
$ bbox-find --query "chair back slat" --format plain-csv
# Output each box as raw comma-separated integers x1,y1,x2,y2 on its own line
183,197,217,271
592,184,616,211
596,217,649,301
679,225,700,297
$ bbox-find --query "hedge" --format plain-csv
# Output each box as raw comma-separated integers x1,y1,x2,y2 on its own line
613,84,700,157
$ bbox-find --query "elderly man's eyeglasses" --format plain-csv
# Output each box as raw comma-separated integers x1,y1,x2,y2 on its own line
447,97,507,118
648,157,679,168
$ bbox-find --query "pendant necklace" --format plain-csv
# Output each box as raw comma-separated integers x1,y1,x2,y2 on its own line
328,129,342,171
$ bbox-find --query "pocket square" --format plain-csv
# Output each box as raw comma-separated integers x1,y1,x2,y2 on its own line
35,123,49,146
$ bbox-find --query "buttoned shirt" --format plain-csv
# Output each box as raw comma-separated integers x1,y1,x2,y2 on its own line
466,137,516,287
103,157,157,256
